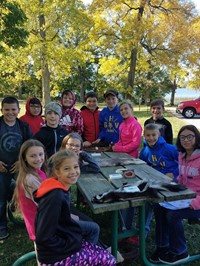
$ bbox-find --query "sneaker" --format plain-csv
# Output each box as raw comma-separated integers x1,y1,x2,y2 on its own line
107,247,124,263
0,229,9,240
149,247,169,264
159,251,189,265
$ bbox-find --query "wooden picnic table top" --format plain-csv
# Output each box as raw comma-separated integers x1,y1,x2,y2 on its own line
77,152,196,214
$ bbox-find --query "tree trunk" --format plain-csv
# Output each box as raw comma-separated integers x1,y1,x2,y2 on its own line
127,4,145,92
39,0,51,106
170,78,177,106
127,48,137,89
42,61,51,105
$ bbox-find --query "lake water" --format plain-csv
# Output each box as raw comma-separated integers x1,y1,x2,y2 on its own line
165,88,200,101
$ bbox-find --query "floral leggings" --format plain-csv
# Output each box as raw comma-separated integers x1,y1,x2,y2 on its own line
40,241,116,266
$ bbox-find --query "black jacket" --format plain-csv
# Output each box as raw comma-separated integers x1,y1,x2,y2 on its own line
33,124,69,158
34,178,82,264
144,117,173,144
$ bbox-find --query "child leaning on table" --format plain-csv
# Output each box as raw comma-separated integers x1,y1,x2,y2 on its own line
140,123,179,179
34,150,116,266
139,123,179,238
60,133,100,173
119,123,178,246
150,125,200,265
144,99,173,144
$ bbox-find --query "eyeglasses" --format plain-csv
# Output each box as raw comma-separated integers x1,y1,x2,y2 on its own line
30,104,41,109
66,143,81,148
180,134,195,141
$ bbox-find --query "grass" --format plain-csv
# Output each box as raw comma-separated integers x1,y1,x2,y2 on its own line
2,104,200,266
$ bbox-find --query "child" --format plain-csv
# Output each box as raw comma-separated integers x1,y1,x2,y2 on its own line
112,100,142,158
15,139,99,247
14,139,47,241
34,102,69,158
93,89,123,146
140,123,179,179
150,125,200,264
61,133,100,173
20,97,44,134
0,96,32,240
144,99,173,144
80,92,100,147
34,150,116,265
60,89,83,135
139,123,179,240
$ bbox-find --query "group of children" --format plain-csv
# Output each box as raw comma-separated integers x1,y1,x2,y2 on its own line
0,91,200,265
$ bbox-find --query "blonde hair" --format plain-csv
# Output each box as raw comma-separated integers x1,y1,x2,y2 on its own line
13,139,47,209
49,150,79,177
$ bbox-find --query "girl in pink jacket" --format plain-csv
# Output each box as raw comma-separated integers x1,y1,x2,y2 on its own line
150,125,200,265
112,100,142,157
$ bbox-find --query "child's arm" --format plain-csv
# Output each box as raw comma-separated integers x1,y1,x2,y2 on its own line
79,151,100,173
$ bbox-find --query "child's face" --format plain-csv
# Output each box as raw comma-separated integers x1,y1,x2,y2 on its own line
56,157,80,188
46,111,60,128
29,104,41,116
85,97,98,112
62,94,73,108
65,138,81,155
179,129,195,153
25,146,45,169
144,129,160,147
151,105,164,120
1,103,20,124
105,95,118,110
120,104,132,119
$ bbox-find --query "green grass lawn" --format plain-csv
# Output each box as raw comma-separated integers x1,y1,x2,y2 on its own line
2,105,200,266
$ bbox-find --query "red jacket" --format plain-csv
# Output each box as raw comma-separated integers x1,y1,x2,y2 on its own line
20,97,44,134
81,106,100,143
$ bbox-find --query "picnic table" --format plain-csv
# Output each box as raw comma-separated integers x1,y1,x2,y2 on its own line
77,151,200,266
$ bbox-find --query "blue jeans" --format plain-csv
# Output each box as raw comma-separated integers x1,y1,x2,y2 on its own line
0,172,15,230
77,220,100,244
120,205,152,237
154,204,200,254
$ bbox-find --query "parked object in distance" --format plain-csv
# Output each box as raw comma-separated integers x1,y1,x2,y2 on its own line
176,97,200,118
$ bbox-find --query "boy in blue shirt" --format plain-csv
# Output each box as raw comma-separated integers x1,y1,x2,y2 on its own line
93,89,123,146
140,123,178,179
139,123,179,237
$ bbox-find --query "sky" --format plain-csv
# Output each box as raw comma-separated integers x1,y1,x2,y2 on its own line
192,0,200,12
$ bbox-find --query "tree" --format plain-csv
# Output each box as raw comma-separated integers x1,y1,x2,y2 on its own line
0,0,28,52
17,0,93,105
88,0,200,101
